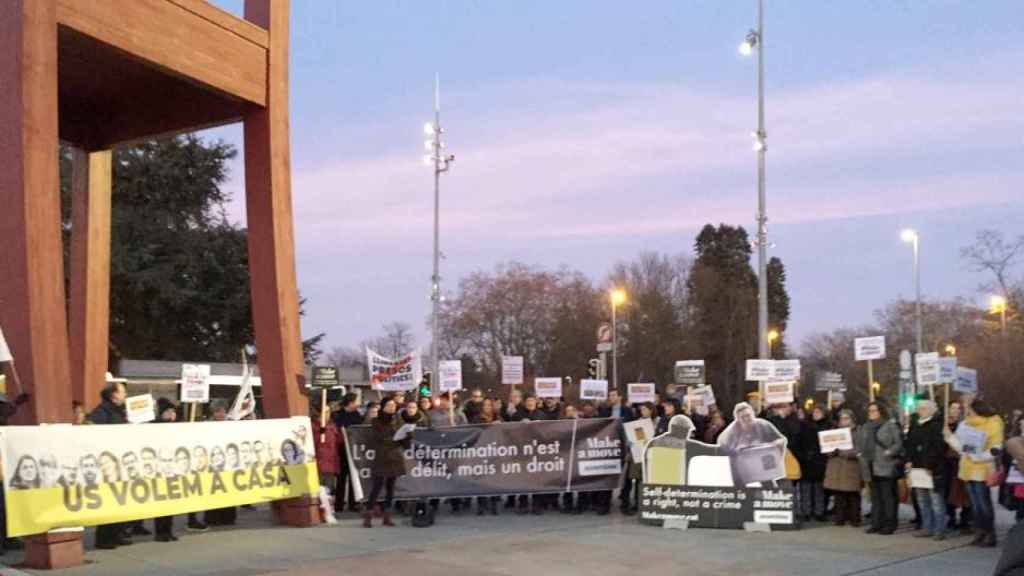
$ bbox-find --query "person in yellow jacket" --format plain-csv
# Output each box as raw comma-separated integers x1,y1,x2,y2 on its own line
949,398,1004,548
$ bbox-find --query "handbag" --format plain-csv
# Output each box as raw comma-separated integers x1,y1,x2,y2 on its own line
986,466,1005,488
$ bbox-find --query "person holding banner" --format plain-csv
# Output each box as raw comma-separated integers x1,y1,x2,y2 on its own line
954,399,1004,547
824,410,863,527
904,399,949,540
363,397,408,528
598,390,635,515
88,381,133,549
334,393,365,514
0,391,30,555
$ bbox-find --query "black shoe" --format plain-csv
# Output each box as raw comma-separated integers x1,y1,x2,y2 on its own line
477,507,485,516
2,539,24,551
186,518,209,532
115,534,133,546
878,528,895,535
865,526,879,534
561,505,574,515
131,524,152,536
95,540,119,550
155,533,178,542
596,507,610,516
815,514,828,522
622,507,636,516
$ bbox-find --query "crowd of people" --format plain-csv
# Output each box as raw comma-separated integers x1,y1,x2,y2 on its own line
313,384,1024,554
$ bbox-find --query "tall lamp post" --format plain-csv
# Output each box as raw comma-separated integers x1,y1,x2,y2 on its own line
610,288,627,393
424,76,455,395
900,229,923,354
740,0,769,360
991,295,1008,334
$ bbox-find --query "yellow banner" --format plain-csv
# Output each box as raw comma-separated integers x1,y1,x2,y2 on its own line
5,463,318,537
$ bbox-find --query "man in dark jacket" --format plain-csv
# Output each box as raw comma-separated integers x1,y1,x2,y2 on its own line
89,381,132,549
904,399,949,539
333,393,364,513
598,389,636,515
0,391,30,555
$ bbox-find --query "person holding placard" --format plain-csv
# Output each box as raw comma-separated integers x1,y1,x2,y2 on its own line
363,397,408,528
598,389,635,515
800,406,831,522
954,399,1005,547
904,399,949,540
858,401,903,536
824,410,863,527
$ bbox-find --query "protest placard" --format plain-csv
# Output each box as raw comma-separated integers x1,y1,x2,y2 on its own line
623,419,656,462
745,359,774,381
915,352,940,387
311,366,340,387
909,468,934,490
764,380,794,405
367,348,422,391
686,386,715,416
502,356,524,385
627,383,656,405
818,428,853,453
956,423,988,461
125,394,156,424
955,367,978,394
938,357,958,385
854,336,886,361
674,360,705,385
579,379,608,401
773,359,801,381
534,377,562,398
815,372,845,392
179,364,211,403
438,360,463,392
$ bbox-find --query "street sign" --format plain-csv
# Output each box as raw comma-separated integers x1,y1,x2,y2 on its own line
915,352,940,387
854,336,886,361
502,356,524,385
597,323,612,344
596,342,613,353
674,360,705,385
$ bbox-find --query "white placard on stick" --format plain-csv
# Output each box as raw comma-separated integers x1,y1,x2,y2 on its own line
627,383,656,405
938,357,958,385
0,327,11,363
685,385,716,416
763,380,795,405
579,379,608,401
502,356,524,385
534,377,562,398
745,359,775,381
909,468,934,490
818,428,853,453
955,367,978,394
623,419,656,462
438,360,463,392
854,336,886,361
774,359,801,381
956,423,988,461
125,394,156,424
915,352,940,387
180,364,211,403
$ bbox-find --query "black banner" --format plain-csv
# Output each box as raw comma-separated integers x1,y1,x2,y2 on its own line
639,484,796,529
344,419,624,499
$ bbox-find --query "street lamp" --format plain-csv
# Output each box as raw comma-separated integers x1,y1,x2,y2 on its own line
610,288,627,393
424,75,456,395
944,344,956,356
767,329,779,357
991,295,1008,333
900,229,923,354
740,0,770,361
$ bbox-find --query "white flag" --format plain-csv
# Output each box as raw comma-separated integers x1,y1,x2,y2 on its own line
0,326,12,363
228,367,256,421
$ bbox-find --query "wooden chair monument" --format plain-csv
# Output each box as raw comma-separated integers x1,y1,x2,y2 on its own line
0,0,317,568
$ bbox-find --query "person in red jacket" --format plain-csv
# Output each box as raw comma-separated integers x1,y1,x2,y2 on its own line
311,405,341,493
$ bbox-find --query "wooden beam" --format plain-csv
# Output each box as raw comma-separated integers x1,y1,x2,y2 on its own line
165,0,269,47
243,0,307,419
0,0,74,425
56,0,267,105
68,148,112,407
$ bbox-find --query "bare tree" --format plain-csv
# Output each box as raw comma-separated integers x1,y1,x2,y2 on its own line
363,321,416,359
961,229,1024,297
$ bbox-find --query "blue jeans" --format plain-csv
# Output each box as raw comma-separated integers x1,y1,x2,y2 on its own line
914,487,947,535
965,481,995,532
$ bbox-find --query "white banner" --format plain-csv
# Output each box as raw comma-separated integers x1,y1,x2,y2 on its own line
915,352,940,387
579,379,608,401
180,364,211,403
534,377,562,398
764,381,795,405
938,357,958,385
502,356,524,385
125,394,155,424
438,360,463,392
0,326,11,363
0,417,319,537
367,348,422,391
627,383,656,405
818,428,853,453
854,336,886,361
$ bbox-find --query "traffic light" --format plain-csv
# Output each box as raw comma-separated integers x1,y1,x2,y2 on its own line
419,371,432,397
903,394,916,414
587,359,599,379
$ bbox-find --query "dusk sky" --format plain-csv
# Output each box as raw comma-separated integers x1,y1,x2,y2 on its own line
208,1,1023,355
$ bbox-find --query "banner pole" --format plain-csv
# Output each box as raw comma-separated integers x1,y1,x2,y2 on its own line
189,402,196,422
827,390,832,412
448,391,455,426
867,359,874,402
320,388,327,442
943,383,950,415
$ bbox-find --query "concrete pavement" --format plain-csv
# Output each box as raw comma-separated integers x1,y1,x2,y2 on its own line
0,504,1008,576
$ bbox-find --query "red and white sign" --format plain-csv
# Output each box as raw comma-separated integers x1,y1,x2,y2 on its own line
627,383,656,405
597,323,612,343
534,377,562,398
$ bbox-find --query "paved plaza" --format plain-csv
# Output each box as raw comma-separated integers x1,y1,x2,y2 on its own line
0,504,1010,576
